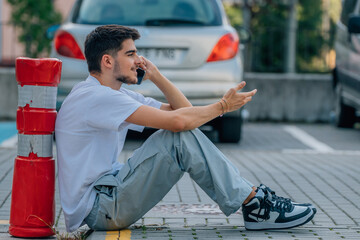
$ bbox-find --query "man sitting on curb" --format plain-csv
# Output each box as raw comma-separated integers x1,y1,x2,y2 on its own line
55,25,316,233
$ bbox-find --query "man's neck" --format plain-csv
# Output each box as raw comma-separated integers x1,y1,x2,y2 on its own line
90,73,122,90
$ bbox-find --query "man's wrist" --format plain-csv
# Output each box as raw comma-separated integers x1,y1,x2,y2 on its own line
218,100,225,117
221,98,229,112
150,70,166,84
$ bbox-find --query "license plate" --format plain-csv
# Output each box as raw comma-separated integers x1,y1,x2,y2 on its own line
137,48,184,65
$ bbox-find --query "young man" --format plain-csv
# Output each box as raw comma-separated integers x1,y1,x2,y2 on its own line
55,25,316,233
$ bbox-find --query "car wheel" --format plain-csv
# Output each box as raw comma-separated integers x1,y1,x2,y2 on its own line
334,84,356,128
217,116,242,143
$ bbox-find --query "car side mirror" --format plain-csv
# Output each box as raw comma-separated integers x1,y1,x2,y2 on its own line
348,15,360,34
236,27,251,44
46,25,60,40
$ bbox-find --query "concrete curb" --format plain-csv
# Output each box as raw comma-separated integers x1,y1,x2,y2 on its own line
243,73,333,122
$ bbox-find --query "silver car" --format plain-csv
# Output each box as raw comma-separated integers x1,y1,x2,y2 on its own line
50,0,247,142
333,0,360,128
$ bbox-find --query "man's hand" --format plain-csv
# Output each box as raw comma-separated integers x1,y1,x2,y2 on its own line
137,56,161,83
137,55,192,110
221,82,257,113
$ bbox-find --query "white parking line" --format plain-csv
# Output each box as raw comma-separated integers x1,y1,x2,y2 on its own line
0,134,18,148
282,149,360,155
283,125,334,153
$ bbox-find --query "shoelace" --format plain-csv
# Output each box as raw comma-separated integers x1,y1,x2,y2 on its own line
254,186,293,221
252,185,295,221
269,196,293,212
260,184,292,204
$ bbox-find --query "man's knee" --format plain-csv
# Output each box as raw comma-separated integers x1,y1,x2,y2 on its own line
147,129,204,150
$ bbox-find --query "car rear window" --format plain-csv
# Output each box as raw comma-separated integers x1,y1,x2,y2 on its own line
72,0,222,26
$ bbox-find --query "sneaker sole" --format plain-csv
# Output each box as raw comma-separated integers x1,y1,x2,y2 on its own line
244,208,316,231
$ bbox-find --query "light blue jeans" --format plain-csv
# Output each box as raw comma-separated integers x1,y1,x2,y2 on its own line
84,129,253,230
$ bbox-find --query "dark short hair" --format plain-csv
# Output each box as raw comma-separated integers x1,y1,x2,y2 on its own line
84,25,140,73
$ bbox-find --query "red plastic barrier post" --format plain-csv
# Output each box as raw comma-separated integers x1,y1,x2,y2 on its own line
9,57,62,237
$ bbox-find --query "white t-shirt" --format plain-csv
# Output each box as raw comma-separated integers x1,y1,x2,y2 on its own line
55,75,161,232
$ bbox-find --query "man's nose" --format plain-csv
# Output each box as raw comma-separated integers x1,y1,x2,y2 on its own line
135,54,141,65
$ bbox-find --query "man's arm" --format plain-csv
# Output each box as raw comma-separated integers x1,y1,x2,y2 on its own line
140,57,192,111
126,81,257,132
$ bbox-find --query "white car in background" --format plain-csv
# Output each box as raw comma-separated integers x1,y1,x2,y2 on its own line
49,0,249,142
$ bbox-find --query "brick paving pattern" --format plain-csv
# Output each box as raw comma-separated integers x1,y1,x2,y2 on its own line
1,123,360,239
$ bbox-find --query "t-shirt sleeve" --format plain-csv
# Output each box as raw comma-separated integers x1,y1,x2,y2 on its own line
120,88,162,132
120,88,162,109
86,88,142,132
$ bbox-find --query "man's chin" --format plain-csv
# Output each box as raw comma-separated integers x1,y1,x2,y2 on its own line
116,76,137,85
128,79,138,85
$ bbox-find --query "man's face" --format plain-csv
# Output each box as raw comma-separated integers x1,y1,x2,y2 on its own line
113,39,141,85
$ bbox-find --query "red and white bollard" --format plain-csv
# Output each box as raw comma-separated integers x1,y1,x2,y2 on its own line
9,57,62,237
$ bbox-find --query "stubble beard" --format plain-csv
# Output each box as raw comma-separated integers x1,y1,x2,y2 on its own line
116,75,133,84
114,60,136,85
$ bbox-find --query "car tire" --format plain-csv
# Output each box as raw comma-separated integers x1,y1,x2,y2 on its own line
334,84,356,128
217,116,242,143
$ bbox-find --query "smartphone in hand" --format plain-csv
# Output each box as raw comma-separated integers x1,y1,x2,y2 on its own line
136,68,145,85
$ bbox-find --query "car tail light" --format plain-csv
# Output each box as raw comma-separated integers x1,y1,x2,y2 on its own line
54,30,85,60
206,32,239,62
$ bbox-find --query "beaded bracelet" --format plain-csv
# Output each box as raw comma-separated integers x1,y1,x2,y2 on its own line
219,100,225,117
221,98,229,112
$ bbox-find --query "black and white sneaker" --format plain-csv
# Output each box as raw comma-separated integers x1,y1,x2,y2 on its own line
242,186,316,230
258,184,317,214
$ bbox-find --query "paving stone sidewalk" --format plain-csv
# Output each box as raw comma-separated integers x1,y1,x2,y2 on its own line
1,123,360,239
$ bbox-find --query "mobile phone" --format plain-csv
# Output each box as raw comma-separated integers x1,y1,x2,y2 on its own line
136,68,145,85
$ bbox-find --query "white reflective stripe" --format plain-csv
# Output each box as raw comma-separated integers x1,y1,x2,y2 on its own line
17,134,53,158
18,85,57,109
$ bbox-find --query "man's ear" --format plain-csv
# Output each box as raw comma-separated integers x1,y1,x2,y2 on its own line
102,54,113,70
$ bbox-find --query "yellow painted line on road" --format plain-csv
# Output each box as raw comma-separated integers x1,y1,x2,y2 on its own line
105,229,131,240
0,220,9,225
105,231,119,240
119,229,131,240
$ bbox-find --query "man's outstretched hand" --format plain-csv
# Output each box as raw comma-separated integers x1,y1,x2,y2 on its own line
221,82,257,113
